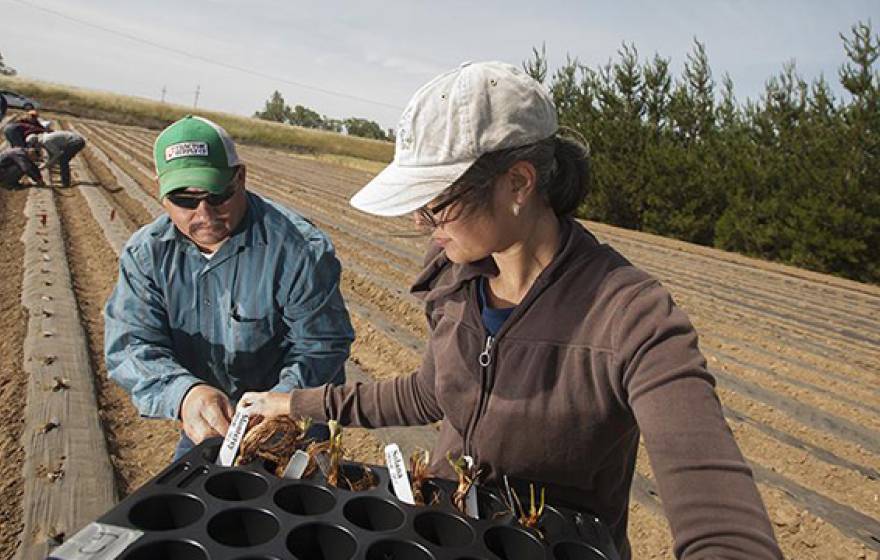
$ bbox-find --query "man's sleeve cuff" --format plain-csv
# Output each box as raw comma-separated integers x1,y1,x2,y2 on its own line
166,376,205,420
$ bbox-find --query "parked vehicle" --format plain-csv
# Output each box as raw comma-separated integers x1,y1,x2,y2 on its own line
0,90,40,110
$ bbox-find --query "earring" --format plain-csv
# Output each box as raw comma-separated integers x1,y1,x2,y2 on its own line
512,204,520,217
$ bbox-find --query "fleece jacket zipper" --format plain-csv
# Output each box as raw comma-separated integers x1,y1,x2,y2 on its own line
464,333,494,458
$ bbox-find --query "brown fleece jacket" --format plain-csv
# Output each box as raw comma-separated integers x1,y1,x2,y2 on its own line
290,219,782,559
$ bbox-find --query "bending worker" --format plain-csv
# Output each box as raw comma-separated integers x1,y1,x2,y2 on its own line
239,62,783,559
104,115,354,459
0,145,44,190
28,129,86,187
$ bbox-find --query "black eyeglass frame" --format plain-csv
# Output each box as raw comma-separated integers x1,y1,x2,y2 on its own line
415,195,461,229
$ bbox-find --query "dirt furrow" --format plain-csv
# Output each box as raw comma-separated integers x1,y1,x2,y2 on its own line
0,189,29,560
587,220,880,306
603,231,880,323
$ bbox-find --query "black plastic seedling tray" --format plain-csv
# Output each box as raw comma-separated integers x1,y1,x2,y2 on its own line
55,438,620,560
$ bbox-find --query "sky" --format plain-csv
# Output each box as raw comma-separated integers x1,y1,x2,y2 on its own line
1,0,877,130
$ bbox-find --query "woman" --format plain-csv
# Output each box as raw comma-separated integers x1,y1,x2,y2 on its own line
241,61,782,559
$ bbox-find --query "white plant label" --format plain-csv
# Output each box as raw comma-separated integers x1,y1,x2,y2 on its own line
282,450,310,479
47,522,143,559
385,443,414,504
463,454,479,518
217,407,249,466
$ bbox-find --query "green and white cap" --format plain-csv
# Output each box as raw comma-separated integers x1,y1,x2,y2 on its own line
154,115,242,197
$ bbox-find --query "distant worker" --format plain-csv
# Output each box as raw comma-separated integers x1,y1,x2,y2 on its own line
3,109,49,148
0,146,44,190
104,115,354,460
28,130,86,187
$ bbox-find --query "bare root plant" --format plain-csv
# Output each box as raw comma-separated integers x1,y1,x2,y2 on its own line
306,420,376,490
507,484,546,538
409,449,437,506
447,452,483,515
235,416,313,476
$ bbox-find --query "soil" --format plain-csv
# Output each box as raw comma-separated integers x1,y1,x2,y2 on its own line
0,189,29,560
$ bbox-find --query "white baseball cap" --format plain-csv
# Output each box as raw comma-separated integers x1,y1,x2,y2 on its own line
350,61,558,216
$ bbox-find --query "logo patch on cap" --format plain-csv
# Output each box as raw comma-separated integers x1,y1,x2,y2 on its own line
165,142,209,162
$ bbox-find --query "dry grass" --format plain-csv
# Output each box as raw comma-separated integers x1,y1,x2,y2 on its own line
291,153,388,175
0,76,394,164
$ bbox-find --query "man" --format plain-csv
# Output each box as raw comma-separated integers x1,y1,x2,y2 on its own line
28,130,86,187
104,115,354,459
0,145,44,189
3,109,48,147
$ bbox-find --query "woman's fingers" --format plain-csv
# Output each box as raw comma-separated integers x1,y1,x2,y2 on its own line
238,391,290,419
239,391,262,412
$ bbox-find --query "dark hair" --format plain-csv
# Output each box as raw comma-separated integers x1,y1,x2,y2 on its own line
427,134,591,224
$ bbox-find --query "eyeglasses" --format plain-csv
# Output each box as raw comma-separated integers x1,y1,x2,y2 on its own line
166,185,237,209
416,196,460,229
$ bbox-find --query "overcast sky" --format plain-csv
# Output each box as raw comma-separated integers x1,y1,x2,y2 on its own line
2,0,877,129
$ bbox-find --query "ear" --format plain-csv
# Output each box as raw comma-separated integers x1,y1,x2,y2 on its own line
506,161,538,204
236,165,247,187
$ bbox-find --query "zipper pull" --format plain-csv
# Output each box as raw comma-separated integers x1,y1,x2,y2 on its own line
478,335,494,367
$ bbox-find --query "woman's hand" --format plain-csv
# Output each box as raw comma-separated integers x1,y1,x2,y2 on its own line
238,391,291,421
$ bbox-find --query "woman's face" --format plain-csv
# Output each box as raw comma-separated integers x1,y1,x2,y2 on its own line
414,172,523,264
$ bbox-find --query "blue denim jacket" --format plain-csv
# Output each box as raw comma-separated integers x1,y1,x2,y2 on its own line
104,192,354,420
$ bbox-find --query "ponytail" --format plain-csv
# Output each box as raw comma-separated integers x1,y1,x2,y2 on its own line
544,135,590,217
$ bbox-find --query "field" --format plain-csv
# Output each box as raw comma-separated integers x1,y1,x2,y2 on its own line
0,113,877,559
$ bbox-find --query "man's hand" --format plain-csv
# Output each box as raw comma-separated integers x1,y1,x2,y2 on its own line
180,384,234,444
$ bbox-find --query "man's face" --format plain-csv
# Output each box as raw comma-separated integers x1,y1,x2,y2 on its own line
161,166,248,252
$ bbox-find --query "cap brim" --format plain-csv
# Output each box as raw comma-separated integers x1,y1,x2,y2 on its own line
159,167,237,197
350,159,476,216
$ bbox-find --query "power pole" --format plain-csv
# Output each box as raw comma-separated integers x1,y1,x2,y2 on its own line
194,85,200,109
161,85,166,103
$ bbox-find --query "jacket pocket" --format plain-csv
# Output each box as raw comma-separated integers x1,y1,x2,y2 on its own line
227,313,278,371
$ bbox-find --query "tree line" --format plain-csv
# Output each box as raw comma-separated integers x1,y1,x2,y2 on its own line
254,91,392,141
523,22,880,283
253,24,876,283
524,21,878,284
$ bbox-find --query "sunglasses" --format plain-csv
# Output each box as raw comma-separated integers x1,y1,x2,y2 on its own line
166,185,237,209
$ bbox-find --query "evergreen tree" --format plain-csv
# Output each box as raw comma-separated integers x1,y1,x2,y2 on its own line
527,19,879,283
